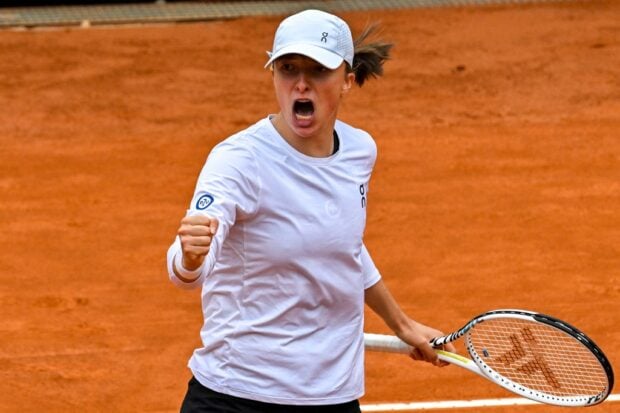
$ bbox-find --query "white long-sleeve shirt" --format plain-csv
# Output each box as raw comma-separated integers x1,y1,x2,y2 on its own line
167,116,381,405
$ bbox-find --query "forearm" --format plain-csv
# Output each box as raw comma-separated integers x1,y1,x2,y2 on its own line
364,279,412,335
365,279,453,365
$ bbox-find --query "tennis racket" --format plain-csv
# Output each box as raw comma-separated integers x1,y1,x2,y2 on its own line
364,309,614,407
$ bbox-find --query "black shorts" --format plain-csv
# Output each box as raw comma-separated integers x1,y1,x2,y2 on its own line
180,376,361,413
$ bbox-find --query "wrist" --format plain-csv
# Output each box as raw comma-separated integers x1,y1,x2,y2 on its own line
391,316,417,337
173,251,204,283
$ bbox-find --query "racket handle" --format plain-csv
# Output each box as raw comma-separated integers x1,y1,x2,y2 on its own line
365,333,487,378
364,333,411,354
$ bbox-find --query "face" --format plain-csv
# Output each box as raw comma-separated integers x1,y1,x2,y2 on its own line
271,54,355,145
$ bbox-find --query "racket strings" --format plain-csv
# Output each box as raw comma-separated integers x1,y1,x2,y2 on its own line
469,318,608,397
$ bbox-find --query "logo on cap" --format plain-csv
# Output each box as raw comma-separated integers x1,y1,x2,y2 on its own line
321,32,328,43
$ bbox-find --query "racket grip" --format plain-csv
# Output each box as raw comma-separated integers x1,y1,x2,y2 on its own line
364,333,411,354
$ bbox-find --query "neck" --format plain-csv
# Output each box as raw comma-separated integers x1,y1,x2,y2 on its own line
271,114,335,158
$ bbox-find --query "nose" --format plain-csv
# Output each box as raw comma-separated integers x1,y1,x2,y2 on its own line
294,71,310,92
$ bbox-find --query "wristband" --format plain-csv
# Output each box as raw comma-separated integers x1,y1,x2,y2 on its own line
173,251,204,282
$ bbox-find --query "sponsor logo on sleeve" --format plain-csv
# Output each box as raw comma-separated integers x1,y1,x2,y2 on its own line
196,194,215,210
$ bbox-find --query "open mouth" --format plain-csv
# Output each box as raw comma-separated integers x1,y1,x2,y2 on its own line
293,99,314,120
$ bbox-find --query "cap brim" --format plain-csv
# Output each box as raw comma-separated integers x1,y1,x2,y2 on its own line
264,44,344,69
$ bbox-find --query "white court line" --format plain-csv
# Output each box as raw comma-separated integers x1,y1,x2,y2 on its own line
361,394,620,411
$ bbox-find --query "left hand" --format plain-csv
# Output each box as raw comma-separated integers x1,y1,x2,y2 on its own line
397,320,456,367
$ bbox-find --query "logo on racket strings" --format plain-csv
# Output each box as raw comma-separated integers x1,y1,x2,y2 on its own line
495,327,560,389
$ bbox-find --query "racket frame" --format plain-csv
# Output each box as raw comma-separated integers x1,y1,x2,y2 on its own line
364,309,614,407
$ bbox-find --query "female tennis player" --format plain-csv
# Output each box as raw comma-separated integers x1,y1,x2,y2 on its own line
167,9,455,413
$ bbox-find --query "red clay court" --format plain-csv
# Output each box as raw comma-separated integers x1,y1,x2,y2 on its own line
0,0,619,411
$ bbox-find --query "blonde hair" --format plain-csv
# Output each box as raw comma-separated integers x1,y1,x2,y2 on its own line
349,24,393,87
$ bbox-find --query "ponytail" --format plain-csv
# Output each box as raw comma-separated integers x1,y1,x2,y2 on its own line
349,24,393,87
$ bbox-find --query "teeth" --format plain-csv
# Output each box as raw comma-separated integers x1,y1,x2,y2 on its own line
294,99,314,120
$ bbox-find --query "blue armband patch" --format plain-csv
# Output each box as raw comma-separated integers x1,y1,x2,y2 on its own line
196,194,215,210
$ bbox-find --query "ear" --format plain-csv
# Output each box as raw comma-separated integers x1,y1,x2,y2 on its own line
342,72,355,95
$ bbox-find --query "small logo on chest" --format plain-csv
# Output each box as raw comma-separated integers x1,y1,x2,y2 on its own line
325,200,339,217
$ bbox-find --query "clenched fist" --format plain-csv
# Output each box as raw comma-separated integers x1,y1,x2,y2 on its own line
178,213,219,271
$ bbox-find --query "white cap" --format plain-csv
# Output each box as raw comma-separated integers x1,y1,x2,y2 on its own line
264,9,354,70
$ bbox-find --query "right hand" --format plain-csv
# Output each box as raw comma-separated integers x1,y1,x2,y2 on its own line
177,213,219,270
